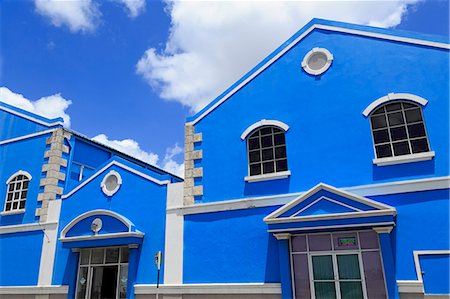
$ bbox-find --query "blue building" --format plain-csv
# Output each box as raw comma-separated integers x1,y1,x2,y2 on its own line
0,19,449,299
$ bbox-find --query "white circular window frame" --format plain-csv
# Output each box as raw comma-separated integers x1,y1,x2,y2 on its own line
301,47,333,76
101,170,122,196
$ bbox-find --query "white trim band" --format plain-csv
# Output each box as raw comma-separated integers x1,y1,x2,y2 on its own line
134,283,281,295
0,221,57,235
241,119,289,140
373,151,435,166
0,285,68,295
245,171,291,183
0,105,64,127
362,93,428,117
0,129,55,145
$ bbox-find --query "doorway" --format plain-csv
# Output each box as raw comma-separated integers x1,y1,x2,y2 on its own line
75,247,129,299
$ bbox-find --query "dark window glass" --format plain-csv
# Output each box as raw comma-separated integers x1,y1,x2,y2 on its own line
388,112,404,126
411,138,429,153
375,144,392,158
385,103,402,112
22,180,28,189
373,129,389,144
393,141,410,156
7,193,12,201
13,202,18,209
408,123,426,138
250,164,261,176
19,201,25,209
370,115,387,129
21,191,27,199
390,126,407,141
14,192,19,200
17,175,24,180
405,108,422,123
372,107,385,115
8,184,14,191
403,102,416,109
247,126,288,176
5,203,11,210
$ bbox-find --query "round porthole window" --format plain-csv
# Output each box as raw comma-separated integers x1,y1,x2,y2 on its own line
101,170,122,196
301,47,333,76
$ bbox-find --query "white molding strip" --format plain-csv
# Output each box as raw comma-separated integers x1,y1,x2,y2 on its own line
362,93,428,117
187,24,449,125
169,176,450,215
397,280,424,294
0,221,57,235
0,105,64,127
240,119,289,140
134,283,281,295
267,221,396,233
62,161,170,199
60,232,144,243
245,171,291,183
373,151,435,166
0,285,68,295
0,129,55,145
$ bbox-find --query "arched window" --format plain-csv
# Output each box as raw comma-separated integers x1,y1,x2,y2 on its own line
4,171,31,212
247,126,288,176
369,101,430,159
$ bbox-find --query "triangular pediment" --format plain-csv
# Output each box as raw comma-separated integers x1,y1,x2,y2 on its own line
264,183,395,224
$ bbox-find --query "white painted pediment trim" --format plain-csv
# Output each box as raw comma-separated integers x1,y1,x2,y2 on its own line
362,93,428,117
241,119,289,140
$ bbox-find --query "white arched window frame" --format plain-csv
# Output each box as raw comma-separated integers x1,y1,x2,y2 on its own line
2,170,32,214
363,93,435,166
242,120,291,182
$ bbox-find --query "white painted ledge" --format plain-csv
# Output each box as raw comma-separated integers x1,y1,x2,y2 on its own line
397,280,424,294
0,209,25,216
245,171,291,183
134,283,281,295
373,151,435,166
0,285,68,295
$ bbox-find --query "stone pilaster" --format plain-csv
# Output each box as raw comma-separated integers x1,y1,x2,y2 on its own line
36,128,71,223
183,124,203,205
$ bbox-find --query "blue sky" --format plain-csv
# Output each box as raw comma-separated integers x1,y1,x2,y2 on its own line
1,0,448,176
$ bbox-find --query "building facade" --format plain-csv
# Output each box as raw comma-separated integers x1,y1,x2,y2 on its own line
1,19,449,299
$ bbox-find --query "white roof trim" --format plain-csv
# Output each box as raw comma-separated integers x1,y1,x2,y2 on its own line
60,209,135,238
363,93,428,117
62,161,170,199
264,182,396,222
0,129,55,145
187,24,449,126
6,170,32,184
241,119,290,140
60,232,144,243
0,105,64,127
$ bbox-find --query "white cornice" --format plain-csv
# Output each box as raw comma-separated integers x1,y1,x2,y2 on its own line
0,222,57,235
0,129,55,145
62,161,170,199
168,176,450,215
0,105,64,127
59,232,144,243
134,283,281,295
187,24,449,126
0,286,68,295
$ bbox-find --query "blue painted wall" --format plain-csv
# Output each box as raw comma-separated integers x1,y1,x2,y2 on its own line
190,24,449,203
183,206,280,284
52,158,169,290
0,231,43,286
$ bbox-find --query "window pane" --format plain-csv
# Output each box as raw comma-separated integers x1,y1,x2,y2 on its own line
263,162,275,174
22,180,28,189
405,108,422,123
274,133,285,146
260,127,272,135
314,282,337,299
262,148,274,160
370,115,387,129
119,265,128,298
375,144,392,158
393,141,410,156
276,160,288,172
385,103,402,112
249,130,259,138
403,102,417,109
261,135,273,148
248,138,260,150
291,235,307,252
80,250,90,265
372,107,385,115
7,193,12,201
390,126,407,141
411,138,429,153
121,247,129,263
5,203,11,211
13,202,18,209
76,267,88,299
105,248,120,263
340,281,364,299
19,201,25,209
8,184,14,191
21,191,27,199
14,192,19,200
337,254,361,279
373,129,389,144
91,248,104,264
388,112,404,126
16,182,22,189
408,123,426,138
312,255,334,280
249,151,260,163
250,164,262,176
275,146,286,159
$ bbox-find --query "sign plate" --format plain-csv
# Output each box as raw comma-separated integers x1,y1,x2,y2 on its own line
338,237,357,246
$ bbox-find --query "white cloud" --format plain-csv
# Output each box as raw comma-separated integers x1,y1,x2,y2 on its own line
137,0,420,112
35,0,101,33
0,86,72,127
92,134,184,177
118,0,146,18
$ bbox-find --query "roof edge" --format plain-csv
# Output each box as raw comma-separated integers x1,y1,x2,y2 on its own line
0,101,64,127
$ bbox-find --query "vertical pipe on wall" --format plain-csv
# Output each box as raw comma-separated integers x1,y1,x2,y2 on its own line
275,233,293,299
375,227,399,299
